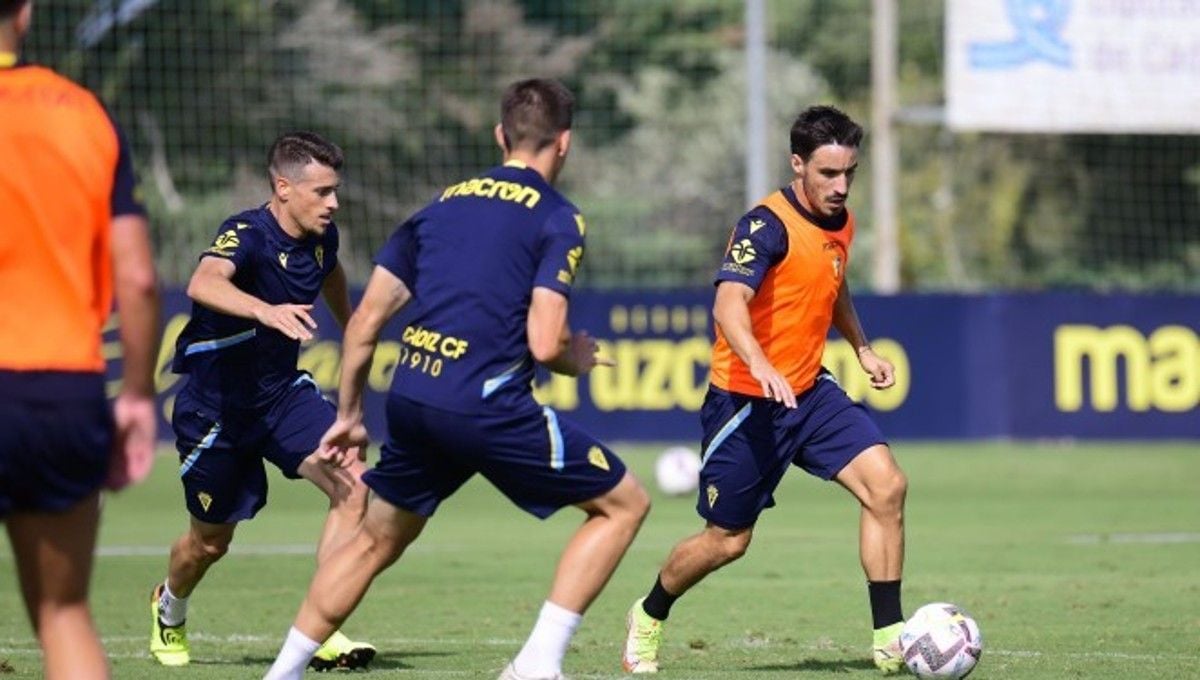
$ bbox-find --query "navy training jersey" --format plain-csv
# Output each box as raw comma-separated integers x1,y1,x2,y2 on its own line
172,205,339,409
374,161,585,414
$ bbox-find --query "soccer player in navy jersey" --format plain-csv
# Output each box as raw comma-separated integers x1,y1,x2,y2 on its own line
264,79,652,680
149,132,374,670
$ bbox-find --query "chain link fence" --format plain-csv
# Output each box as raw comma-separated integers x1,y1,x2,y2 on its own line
21,0,1200,290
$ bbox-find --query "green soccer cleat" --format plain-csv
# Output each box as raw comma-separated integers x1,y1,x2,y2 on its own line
308,630,376,672
621,597,664,674
149,585,189,666
873,621,906,675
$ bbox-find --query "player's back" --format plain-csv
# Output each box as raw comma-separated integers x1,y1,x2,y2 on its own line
379,161,584,414
0,65,121,373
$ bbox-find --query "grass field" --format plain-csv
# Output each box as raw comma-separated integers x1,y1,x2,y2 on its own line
1,442,1198,678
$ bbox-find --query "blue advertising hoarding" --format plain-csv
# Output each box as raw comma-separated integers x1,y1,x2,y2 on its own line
107,291,1199,442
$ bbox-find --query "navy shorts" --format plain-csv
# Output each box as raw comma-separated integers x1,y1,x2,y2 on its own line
0,371,113,518
364,393,627,519
172,374,334,523
697,374,886,529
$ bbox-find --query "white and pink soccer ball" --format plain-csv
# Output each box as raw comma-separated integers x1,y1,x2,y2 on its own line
900,602,983,679
653,446,701,496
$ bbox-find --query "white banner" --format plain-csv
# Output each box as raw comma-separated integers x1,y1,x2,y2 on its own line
947,0,1200,133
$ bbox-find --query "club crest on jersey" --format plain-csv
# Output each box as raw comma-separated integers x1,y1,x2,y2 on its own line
706,484,719,508
206,230,240,256
832,255,843,278
197,492,213,512
587,446,610,471
730,239,757,265
277,252,289,269
314,245,324,268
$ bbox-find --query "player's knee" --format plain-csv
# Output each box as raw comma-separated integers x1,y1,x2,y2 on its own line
712,528,752,563
189,530,232,561
868,468,908,517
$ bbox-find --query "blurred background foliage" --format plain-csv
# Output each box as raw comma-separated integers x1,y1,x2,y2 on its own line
22,0,1200,290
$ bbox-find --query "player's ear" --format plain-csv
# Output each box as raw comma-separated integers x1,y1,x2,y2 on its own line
273,173,291,200
790,153,805,176
556,129,571,158
494,124,509,154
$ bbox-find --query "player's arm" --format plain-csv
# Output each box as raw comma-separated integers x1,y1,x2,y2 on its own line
528,287,610,377
320,265,411,462
106,120,160,490
186,256,317,341
528,207,608,376
712,209,795,407
831,277,894,389
321,260,353,330
108,213,161,489
712,281,796,408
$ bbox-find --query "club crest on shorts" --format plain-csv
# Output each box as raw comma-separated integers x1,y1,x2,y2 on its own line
197,491,213,512
587,446,610,471
706,483,719,508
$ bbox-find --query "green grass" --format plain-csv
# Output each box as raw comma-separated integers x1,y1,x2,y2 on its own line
2,442,1199,678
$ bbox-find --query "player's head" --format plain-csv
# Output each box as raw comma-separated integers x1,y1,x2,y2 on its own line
0,0,33,48
495,78,574,182
267,131,343,238
788,105,863,218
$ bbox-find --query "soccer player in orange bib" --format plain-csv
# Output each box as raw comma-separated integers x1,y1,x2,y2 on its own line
622,105,909,675
0,1,160,677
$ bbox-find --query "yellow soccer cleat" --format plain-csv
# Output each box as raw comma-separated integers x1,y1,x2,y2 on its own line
149,585,189,666
621,597,664,674
873,621,906,675
308,630,376,672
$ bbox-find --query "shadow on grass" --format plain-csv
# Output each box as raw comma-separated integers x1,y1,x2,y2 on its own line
747,657,877,673
189,650,449,670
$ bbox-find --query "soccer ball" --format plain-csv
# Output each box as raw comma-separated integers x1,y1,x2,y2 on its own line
653,446,701,496
900,602,983,679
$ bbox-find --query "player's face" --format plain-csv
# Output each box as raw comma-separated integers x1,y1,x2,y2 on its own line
282,161,340,237
791,144,858,218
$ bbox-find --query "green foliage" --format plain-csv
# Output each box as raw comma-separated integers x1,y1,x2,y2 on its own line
20,0,1198,290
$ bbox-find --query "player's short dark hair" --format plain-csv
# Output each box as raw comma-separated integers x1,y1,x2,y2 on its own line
500,78,574,152
0,0,29,20
790,105,863,159
267,131,343,180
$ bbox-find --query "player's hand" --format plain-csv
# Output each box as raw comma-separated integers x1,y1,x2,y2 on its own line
319,414,369,467
255,303,317,341
857,346,895,389
106,392,157,490
564,330,613,376
749,358,796,408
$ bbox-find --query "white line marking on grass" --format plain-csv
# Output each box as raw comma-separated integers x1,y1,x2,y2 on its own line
1067,532,1200,545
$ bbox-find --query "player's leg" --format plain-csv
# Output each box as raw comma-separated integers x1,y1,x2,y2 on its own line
835,443,908,674
151,518,236,666
482,408,649,680
296,454,368,563
265,394,469,680
797,376,906,674
6,494,108,680
263,494,428,680
625,388,784,673
266,377,374,669
154,392,262,665
267,376,369,562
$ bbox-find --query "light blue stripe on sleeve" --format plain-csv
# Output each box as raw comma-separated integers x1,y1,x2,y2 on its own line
543,406,565,471
179,421,222,476
700,402,752,468
184,329,256,356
